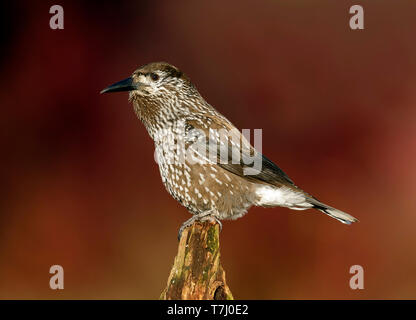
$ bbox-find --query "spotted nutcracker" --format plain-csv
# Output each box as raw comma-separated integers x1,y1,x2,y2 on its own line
101,62,358,238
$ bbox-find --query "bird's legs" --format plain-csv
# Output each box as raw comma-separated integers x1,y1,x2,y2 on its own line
178,210,223,240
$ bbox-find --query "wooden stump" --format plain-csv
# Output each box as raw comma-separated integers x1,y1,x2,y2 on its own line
160,221,233,300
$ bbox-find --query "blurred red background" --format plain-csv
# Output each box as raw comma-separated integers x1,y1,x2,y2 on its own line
1,0,416,299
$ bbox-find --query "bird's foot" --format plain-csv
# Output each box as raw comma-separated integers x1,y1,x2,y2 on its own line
178,210,222,241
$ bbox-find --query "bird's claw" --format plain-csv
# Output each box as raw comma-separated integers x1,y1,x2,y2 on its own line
177,211,222,241
177,216,197,241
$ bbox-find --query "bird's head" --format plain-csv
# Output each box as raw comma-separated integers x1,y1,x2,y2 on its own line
101,62,196,103
101,62,213,136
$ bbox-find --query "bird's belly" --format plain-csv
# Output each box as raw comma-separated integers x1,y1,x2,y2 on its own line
156,148,254,219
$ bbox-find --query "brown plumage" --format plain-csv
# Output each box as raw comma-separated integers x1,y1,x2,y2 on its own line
101,62,358,238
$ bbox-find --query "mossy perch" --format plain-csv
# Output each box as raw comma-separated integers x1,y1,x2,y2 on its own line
160,221,233,300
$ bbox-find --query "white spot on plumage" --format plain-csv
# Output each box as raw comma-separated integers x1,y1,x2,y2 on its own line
255,185,312,209
199,173,205,183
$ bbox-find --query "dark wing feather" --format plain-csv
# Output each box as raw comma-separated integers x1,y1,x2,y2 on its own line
184,117,294,187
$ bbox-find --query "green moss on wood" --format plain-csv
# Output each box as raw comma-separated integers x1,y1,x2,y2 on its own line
206,224,219,254
161,221,233,300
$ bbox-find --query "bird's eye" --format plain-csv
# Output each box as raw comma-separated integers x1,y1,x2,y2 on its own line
150,73,159,81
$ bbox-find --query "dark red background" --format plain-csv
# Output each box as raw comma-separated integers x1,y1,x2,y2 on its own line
1,0,416,299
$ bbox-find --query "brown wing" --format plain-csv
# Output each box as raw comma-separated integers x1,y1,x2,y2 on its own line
184,116,294,187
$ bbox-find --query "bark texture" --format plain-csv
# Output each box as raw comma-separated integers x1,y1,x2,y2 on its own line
160,221,233,300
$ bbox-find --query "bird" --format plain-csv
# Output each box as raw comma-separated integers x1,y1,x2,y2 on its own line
101,62,358,238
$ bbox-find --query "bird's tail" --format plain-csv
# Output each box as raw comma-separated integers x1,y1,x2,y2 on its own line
309,199,358,224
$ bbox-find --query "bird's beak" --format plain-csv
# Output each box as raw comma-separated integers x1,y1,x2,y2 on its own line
100,77,138,94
